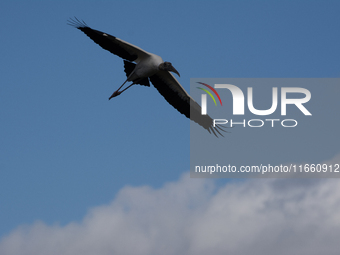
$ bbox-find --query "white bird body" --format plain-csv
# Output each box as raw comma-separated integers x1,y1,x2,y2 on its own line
127,53,163,81
68,18,226,137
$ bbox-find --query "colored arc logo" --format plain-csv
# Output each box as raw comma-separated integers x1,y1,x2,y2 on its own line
196,82,223,106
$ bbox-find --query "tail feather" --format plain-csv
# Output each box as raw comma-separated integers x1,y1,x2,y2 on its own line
123,60,150,87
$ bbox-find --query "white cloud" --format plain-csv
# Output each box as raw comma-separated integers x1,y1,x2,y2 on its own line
1,154,340,255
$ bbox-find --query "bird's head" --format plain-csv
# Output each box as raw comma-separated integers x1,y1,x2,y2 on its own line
159,62,180,77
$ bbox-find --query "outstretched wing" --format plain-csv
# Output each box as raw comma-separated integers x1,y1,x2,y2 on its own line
67,17,150,63
149,71,226,137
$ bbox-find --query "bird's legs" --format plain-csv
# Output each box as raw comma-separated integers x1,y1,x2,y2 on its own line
109,80,135,100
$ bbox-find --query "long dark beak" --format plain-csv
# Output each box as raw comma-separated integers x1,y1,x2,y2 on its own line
170,66,180,77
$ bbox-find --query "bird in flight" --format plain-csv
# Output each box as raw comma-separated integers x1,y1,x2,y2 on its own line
68,18,226,137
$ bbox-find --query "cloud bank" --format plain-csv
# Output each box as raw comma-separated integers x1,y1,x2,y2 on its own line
1,154,340,255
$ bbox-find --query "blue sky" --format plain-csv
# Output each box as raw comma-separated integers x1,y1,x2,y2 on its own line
1,1,340,254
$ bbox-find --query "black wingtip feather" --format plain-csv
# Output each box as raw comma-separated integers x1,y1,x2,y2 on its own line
67,17,88,29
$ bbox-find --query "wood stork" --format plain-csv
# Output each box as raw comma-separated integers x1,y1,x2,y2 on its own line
68,18,226,137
